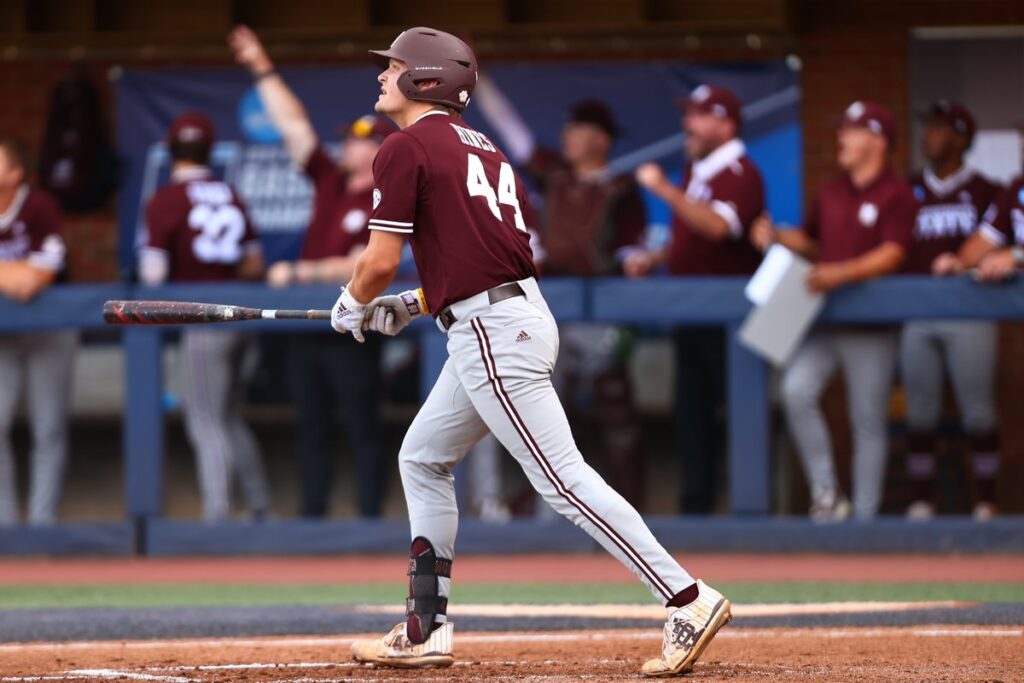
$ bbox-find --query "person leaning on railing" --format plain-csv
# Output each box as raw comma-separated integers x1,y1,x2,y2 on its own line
752,101,916,522
0,136,77,526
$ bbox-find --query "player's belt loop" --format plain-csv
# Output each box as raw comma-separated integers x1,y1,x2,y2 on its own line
438,282,526,332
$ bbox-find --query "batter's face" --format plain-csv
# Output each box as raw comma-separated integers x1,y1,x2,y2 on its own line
920,118,964,167
837,125,884,171
0,147,23,191
341,137,380,175
561,122,611,166
683,110,733,160
376,59,412,116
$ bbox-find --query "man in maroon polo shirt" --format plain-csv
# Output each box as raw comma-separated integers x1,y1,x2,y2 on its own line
139,112,270,521
901,101,1003,521
624,84,765,514
230,25,392,518
0,136,76,526
324,27,731,675
753,101,917,521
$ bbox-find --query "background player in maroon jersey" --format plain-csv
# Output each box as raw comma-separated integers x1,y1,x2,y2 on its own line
326,27,730,676
624,85,765,514
230,25,391,518
474,76,647,511
0,136,76,526
753,101,917,521
901,101,1002,521
138,112,269,521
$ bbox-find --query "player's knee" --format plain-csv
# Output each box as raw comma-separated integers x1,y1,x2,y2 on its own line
780,371,813,410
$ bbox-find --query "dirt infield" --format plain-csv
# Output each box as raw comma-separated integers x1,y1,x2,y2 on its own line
2,627,1022,682
3,553,1022,584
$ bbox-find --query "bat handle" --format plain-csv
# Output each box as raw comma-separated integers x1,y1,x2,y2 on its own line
260,309,333,320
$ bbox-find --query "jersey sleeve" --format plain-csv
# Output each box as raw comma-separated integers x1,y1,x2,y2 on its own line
25,191,66,272
368,133,424,235
304,145,342,189
803,193,822,240
877,183,917,250
143,190,176,252
524,146,565,191
978,181,1019,247
709,162,765,240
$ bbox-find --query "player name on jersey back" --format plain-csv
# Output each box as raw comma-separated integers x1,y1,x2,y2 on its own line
450,123,497,153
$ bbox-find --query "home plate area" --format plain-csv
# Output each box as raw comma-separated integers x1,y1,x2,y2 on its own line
2,624,1022,683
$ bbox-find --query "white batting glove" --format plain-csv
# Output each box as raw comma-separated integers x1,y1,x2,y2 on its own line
363,288,429,336
331,286,367,342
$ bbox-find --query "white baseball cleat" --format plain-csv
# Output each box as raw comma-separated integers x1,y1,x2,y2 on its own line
351,621,454,668
642,580,731,677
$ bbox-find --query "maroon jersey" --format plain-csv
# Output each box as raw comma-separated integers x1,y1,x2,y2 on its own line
301,145,373,260
144,169,260,282
368,111,537,314
526,147,645,276
979,176,1024,247
905,167,1000,273
667,139,764,276
805,167,917,263
0,185,65,272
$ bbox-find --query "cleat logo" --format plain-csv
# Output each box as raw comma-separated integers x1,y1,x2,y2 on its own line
671,621,703,651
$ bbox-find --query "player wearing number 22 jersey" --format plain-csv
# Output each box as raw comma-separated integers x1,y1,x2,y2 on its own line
139,111,270,522
334,28,730,678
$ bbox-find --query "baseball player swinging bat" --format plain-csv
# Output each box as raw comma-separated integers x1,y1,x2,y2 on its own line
102,300,331,325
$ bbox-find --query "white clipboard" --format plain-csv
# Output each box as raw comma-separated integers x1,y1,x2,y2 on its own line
739,245,824,366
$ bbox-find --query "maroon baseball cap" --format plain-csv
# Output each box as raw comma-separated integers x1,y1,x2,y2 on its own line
840,100,897,146
167,111,215,147
921,99,976,144
679,84,742,126
341,114,395,144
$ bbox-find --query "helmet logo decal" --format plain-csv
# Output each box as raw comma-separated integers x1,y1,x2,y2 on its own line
458,90,469,104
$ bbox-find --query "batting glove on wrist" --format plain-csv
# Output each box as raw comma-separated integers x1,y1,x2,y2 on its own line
363,288,429,336
331,286,367,342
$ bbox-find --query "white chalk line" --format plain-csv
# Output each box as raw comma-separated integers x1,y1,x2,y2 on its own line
1,626,1020,657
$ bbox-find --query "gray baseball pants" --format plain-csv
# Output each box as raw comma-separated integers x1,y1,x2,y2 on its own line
0,331,78,525
781,329,899,519
399,278,693,604
180,329,269,520
900,320,997,434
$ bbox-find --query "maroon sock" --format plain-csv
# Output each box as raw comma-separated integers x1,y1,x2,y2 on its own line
666,583,699,608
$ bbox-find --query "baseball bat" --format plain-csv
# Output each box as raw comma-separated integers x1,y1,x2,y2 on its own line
103,300,331,325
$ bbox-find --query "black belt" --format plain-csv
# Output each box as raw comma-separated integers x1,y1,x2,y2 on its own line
438,282,525,331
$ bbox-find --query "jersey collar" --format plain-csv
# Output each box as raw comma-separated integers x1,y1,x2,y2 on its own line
0,184,29,231
411,110,451,126
171,165,212,183
923,164,974,198
691,138,746,182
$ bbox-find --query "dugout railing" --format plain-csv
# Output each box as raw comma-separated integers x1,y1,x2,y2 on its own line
1,277,1023,555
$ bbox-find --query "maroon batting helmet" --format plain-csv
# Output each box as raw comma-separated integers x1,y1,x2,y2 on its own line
369,27,478,112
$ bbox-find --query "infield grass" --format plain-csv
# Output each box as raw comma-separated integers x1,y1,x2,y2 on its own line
2,581,1023,609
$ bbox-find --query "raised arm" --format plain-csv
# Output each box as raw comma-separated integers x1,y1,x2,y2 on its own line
473,73,536,165
229,25,317,166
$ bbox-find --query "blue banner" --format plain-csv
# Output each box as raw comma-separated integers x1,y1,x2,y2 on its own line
116,61,800,275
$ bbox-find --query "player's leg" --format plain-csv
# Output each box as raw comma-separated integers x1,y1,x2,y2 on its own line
465,433,509,522
24,331,77,525
450,298,728,676
837,331,899,519
180,329,234,520
450,299,694,604
899,321,943,518
331,335,387,517
780,332,843,519
351,358,486,667
942,320,1000,517
287,334,335,517
225,335,270,518
0,337,26,525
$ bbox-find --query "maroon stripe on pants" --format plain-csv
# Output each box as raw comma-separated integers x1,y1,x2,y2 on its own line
470,318,673,600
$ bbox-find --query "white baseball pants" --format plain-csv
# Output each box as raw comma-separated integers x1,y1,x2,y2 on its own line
399,278,693,604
